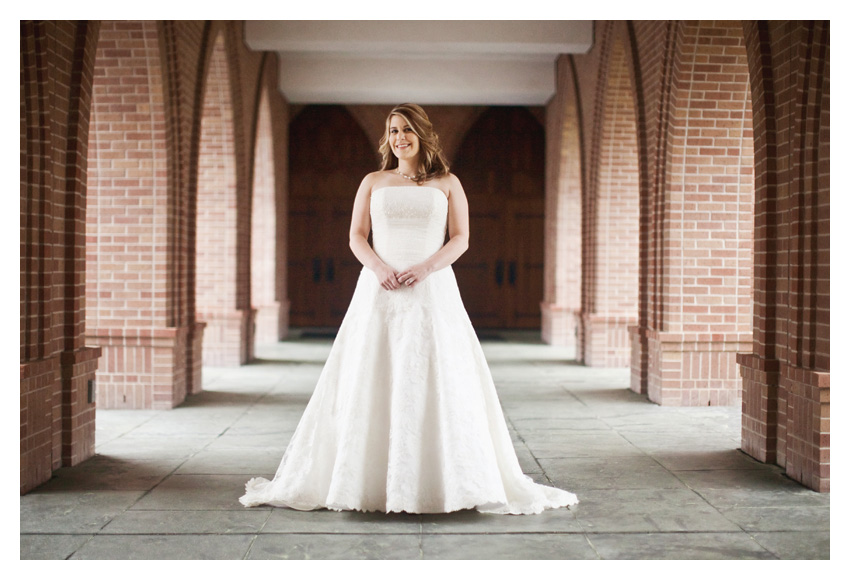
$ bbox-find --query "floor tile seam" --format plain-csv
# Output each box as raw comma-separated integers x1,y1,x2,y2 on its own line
241,532,261,559
94,411,168,451
578,530,793,536
25,529,814,537
191,385,280,445
113,453,219,518
257,531,587,536
706,498,832,508
117,507,275,512
150,386,281,487
25,532,264,537
669,475,752,535
256,509,275,534
58,533,97,560
580,533,604,559
503,415,555,487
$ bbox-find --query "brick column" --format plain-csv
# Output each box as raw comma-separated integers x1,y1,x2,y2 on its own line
638,22,755,405
580,33,640,367
196,31,252,366
251,88,280,345
85,21,193,409
542,56,582,350
21,21,102,491
740,21,829,491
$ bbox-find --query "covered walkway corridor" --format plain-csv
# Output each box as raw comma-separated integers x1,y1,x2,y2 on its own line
21,334,829,560
21,19,830,561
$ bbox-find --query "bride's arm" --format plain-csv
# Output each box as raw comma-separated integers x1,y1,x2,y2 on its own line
397,174,470,287
349,174,402,291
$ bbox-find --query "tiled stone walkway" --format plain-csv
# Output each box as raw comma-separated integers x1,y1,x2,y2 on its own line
20,332,829,559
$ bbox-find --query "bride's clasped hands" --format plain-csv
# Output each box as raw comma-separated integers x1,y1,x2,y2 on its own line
374,262,432,290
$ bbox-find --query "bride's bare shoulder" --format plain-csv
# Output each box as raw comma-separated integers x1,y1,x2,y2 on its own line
441,173,465,199
364,170,398,190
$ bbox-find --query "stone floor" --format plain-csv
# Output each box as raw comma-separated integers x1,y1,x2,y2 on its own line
20,332,830,560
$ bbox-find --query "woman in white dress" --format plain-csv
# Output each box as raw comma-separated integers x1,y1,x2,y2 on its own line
240,104,578,514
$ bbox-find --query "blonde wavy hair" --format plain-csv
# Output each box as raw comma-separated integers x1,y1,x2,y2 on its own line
378,103,450,184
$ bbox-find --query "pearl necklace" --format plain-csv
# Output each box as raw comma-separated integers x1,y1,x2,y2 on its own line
396,168,421,181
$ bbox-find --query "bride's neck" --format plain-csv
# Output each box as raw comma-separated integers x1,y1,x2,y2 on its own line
397,158,420,176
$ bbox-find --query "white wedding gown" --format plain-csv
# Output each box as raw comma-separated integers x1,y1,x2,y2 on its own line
240,186,578,514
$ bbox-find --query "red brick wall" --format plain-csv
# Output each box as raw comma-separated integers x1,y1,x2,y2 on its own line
21,19,829,496
542,56,582,349
555,20,826,489
85,20,181,409
739,20,829,491
251,87,279,345
21,20,102,493
22,20,291,490
581,32,640,367
642,21,755,406
269,61,291,340
196,31,246,366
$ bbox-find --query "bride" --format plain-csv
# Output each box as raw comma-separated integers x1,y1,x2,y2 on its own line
240,103,578,514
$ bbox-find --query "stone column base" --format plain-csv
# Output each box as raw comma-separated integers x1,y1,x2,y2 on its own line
279,299,291,340
738,354,829,492
779,363,829,491
198,308,254,367
737,353,779,463
646,331,752,406
254,301,281,345
86,326,190,410
60,346,102,467
21,356,61,493
540,302,578,350
187,321,206,395
629,325,648,395
580,314,636,367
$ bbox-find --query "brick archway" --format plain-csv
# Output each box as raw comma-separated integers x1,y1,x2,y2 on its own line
633,21,755,406
542,57,583,349
251,87,278,345
739,21,830,491
580,30,640,367
85,21,178,409
21,21,103,492
196,31,252,366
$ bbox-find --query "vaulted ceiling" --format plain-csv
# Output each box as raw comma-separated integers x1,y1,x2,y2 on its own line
244,21,594,106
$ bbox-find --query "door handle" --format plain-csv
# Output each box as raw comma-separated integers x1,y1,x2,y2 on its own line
312,258,322,282
508,261,517,286
495,259,504,287
325,258,335,282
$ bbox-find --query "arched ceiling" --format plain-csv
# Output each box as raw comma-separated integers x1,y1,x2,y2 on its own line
244,21,593,106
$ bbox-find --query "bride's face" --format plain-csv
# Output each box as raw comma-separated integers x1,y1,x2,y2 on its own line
388,115,420,162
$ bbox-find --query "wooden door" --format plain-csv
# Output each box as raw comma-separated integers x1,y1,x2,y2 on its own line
451,106,545,329
287,105,376,328
288,196,323,325
454,196,505,327
505,198,544,328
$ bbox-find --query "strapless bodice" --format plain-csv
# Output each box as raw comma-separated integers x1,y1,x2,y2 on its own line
369,186,448,271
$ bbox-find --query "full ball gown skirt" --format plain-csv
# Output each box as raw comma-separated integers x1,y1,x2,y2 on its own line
239,186,578,514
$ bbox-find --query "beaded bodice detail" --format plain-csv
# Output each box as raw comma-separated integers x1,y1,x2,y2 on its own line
369,186,448,272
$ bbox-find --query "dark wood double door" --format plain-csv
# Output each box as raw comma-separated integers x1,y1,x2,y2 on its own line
287,105,374,328
452,197,544,329
287,105,545,330
288,196,362,326
451,106,546,329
